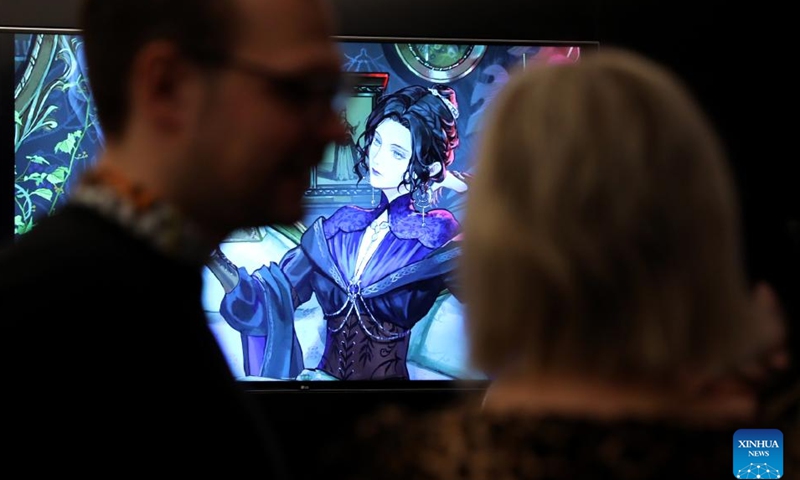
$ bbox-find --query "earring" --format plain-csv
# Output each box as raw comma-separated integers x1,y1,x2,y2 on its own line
412,184,432,227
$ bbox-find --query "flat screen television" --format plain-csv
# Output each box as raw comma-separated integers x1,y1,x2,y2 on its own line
4,28,597,389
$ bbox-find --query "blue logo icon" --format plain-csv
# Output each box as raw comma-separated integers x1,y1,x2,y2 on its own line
734,429,783,478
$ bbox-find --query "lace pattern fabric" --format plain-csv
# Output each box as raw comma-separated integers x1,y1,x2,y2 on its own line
329,402,800,480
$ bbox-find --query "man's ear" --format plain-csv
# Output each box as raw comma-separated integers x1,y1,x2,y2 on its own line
129,41,198,133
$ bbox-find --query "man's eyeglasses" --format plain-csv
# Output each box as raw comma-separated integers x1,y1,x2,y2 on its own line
194,50,352,116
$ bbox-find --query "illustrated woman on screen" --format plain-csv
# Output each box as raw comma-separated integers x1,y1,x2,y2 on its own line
208,85,468,381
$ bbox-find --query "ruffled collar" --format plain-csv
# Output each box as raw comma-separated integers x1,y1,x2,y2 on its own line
323,192,459,250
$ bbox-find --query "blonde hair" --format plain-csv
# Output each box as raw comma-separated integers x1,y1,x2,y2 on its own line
464,49,755,385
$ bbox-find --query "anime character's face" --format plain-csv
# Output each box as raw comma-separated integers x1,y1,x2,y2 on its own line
368,119,412,191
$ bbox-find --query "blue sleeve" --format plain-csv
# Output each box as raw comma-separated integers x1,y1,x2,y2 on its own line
443,268,463,302
280,246,314,306
218,247,312,379
218,246,313,336
439,242,463,302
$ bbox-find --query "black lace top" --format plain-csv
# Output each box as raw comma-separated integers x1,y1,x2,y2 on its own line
331,402,798,480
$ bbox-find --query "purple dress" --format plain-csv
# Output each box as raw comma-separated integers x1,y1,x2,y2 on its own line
220,193,461,380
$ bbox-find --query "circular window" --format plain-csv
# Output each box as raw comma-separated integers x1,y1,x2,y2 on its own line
395,44,487,83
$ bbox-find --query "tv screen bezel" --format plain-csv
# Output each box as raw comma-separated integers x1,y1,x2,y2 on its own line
2,27,597,391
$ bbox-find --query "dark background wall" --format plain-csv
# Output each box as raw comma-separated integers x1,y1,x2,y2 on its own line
2,0,796,472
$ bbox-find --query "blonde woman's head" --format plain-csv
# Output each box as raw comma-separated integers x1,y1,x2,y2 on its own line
465,48,758,386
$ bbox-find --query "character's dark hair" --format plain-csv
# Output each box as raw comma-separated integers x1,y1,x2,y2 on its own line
80,0,238,138
355,85,460,197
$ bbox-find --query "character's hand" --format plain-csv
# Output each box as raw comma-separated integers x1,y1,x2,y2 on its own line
450,170,473,184
207,248,241,293
430,187,444,206
441,170,470,194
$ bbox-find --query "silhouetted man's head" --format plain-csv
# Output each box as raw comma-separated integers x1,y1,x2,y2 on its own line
81,0,345,231
81,0,237,139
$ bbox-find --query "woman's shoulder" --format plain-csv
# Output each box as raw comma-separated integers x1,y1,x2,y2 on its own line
321,401,482,479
